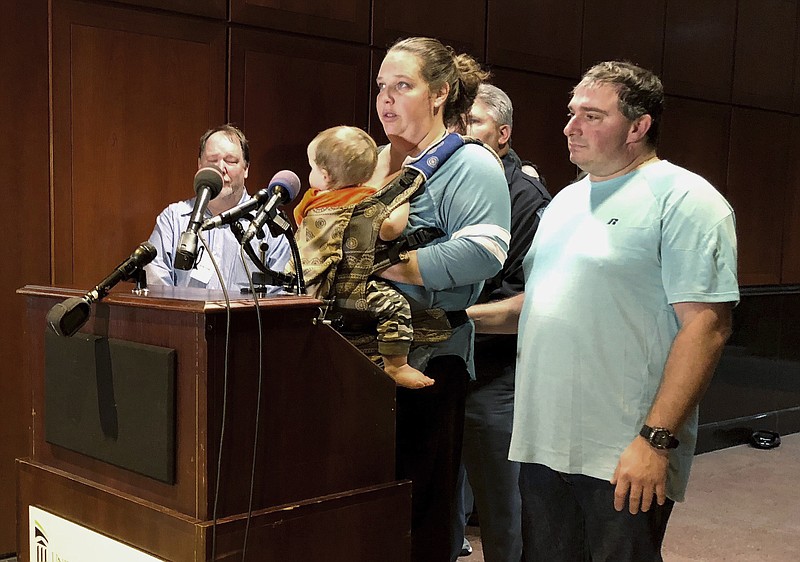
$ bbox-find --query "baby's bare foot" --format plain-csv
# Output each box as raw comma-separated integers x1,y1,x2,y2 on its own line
384,363,435,389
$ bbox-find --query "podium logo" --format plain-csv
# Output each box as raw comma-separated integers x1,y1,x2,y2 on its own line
34,520,71,562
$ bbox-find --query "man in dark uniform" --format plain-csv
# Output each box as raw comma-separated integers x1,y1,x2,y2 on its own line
454,84,551,561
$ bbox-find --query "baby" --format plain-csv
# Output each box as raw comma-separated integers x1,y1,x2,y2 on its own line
293,125,433,389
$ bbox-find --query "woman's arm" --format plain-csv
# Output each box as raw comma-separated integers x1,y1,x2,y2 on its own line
376,144,510,291
379,249,423,285
414,145,511,290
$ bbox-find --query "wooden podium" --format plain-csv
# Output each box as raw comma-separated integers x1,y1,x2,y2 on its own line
16,285,410,561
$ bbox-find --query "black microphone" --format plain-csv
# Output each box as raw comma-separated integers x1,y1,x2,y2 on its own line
46,241,158,337
241,170,301,245
200,186,271,231
174,165,224,270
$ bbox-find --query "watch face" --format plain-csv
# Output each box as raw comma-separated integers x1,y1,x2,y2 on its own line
640,425,678,449
652,430,670,448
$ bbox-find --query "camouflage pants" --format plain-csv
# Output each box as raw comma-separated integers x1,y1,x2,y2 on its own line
366,279,413,357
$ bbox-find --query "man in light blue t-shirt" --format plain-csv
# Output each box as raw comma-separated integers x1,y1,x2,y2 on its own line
469,61,739,561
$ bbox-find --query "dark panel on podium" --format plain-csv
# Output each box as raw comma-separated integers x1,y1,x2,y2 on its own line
733,0,796,112
659,96,731,195
109,0,226,18
372,0,486,59
783,117,800,283
581,0,665,74
44,332,176,483
51,0,226,286
1,1,49,553
727,108,791,286
231,0,370,43
491,68,578,193
229,28,370,198
663,0,735,103
487,0,583,78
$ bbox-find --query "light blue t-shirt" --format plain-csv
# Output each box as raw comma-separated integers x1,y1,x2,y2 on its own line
510,160,739,501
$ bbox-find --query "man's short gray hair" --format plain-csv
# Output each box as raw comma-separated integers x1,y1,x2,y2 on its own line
475,83,513,129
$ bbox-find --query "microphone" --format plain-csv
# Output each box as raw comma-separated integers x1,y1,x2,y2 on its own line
173,165,224,270
241,170,301,245
46,241,158,337
200,186,271,231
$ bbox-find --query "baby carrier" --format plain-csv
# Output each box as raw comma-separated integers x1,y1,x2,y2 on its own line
294,133,497,351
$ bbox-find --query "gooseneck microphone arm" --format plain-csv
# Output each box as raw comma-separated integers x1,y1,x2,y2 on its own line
46,241,158,337
200,186,271,231
241,190,285,245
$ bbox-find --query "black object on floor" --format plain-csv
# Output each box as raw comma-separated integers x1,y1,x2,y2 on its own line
750,430,781,449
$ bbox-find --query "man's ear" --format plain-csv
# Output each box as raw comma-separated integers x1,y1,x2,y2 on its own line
498,124,512,147
627,114,652,144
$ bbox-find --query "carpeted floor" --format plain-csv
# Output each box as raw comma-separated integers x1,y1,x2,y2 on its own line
662,432,800,561
460,432,800,561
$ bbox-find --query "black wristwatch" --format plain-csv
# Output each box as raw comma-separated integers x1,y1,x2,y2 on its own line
639,424,679,450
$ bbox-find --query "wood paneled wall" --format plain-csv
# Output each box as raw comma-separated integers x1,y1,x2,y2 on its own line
0,0,49,555
50,0,227,284
229,29,372,189
3,0,800,554
35,0,800,287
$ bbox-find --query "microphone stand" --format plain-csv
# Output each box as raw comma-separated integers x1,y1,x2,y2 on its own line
132,268,149,295
263,209,306,296
230,218,303,295
47,265,151,337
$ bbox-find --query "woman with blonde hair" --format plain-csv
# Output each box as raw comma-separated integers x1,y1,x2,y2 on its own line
370,37,511,561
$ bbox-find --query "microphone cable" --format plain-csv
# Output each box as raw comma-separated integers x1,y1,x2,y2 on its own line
283,212,307,295
240,245,265,562
199,232,233,562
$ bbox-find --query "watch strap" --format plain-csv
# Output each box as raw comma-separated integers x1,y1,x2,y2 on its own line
640,424,680,449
